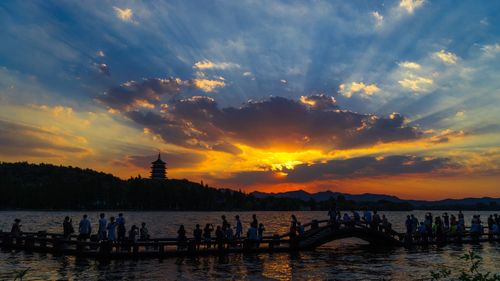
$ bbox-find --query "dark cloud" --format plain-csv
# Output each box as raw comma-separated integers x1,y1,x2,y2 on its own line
99,91,422,153
215,155,455,186
97,78,185,111
0,120,89,157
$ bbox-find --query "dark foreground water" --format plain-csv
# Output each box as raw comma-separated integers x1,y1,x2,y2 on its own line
0,211,499,280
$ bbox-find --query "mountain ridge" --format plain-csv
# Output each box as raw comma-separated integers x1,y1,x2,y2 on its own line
250,190,500,207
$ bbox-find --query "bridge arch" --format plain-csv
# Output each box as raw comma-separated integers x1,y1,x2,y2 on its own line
297,225,403,250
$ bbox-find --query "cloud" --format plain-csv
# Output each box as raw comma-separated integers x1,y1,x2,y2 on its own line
481,43,500,57
118,95,422,153
299,94,337,110
216,155,453,185
193,60,240,70
243,72,253,77
434,49,458,64
0,119,89,158
97,78,185,111
113,7,134,22
94,63,110,76
193,78,225,92
372,11,384,27
97,50,105,57
399,0,425,14
398,76,433,92
399,61,421,69
339,82,380,98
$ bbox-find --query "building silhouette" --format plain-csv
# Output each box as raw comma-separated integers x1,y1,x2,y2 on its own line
150,153,167,180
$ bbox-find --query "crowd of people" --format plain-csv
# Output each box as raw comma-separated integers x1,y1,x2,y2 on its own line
327,208,393,233
60,213,150,243
403,211,500,243
8,210,500,249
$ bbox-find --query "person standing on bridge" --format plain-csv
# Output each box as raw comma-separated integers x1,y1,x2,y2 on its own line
458,210,465,228
251,214,258,228
177,225,187,250
410,215,418,235
343,213,352,228
289,216,298,240
107,216,117,242
381,215,389,232
492,220,500,237
11,218,22,236
203,223,214,248
352,210,360,223
328,207,336,223
443,213,450,231
235,215,243,239
225,224,234,245
449,215,458,238
98,213,107,241
363,209,372,227
405,215,413,242
417,222,427,243
258,223,265,240
62,216,74,238
116,213,126,242
425,213,433,240
221,215,229,232
372,210,381,231
433,217,445,243
129,225,139,243
215,225,224,249
193,224,202,250
140,222,150,241
78,214,92,241
488,215,494,234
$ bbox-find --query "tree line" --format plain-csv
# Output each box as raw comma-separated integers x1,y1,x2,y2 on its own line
0,162,418,211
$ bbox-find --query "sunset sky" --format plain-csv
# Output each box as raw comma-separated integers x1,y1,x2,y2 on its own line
1,0,499,199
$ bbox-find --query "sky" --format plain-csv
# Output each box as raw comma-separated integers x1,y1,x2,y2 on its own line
1,0,499,200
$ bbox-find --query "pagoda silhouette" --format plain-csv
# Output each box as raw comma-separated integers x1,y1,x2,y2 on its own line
150,152,167,180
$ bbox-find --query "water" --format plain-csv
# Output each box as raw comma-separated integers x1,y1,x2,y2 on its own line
0,211,499,280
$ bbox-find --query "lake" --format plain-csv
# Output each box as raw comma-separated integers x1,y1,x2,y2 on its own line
0,210,499,280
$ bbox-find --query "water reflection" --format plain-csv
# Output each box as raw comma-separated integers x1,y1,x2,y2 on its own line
1,211,499,280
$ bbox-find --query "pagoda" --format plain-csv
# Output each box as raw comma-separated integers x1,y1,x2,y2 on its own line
150,152,167,180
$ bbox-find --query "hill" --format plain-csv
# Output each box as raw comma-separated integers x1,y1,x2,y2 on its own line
1,162,498,211
251,190,500,210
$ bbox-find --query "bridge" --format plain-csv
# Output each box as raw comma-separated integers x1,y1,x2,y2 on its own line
0,219,498,259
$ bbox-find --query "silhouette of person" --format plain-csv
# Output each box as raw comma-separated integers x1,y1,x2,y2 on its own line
251,214,258,228
221,215,229,231
215,225,224,249
258,223,265,240
129,225,139,242
140,222,150,240
116,213,126,241
107,216,117,242
98,213,107,241
63,216,74,238
203,223,214,248
193,224,202,250
177,225,187,250
11,219,21,236
78,214,92,240
235,215,243,238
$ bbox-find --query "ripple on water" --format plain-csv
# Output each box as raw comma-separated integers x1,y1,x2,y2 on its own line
0,210,499,280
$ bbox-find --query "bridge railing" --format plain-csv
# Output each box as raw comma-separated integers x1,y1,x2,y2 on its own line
0,231,294,255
